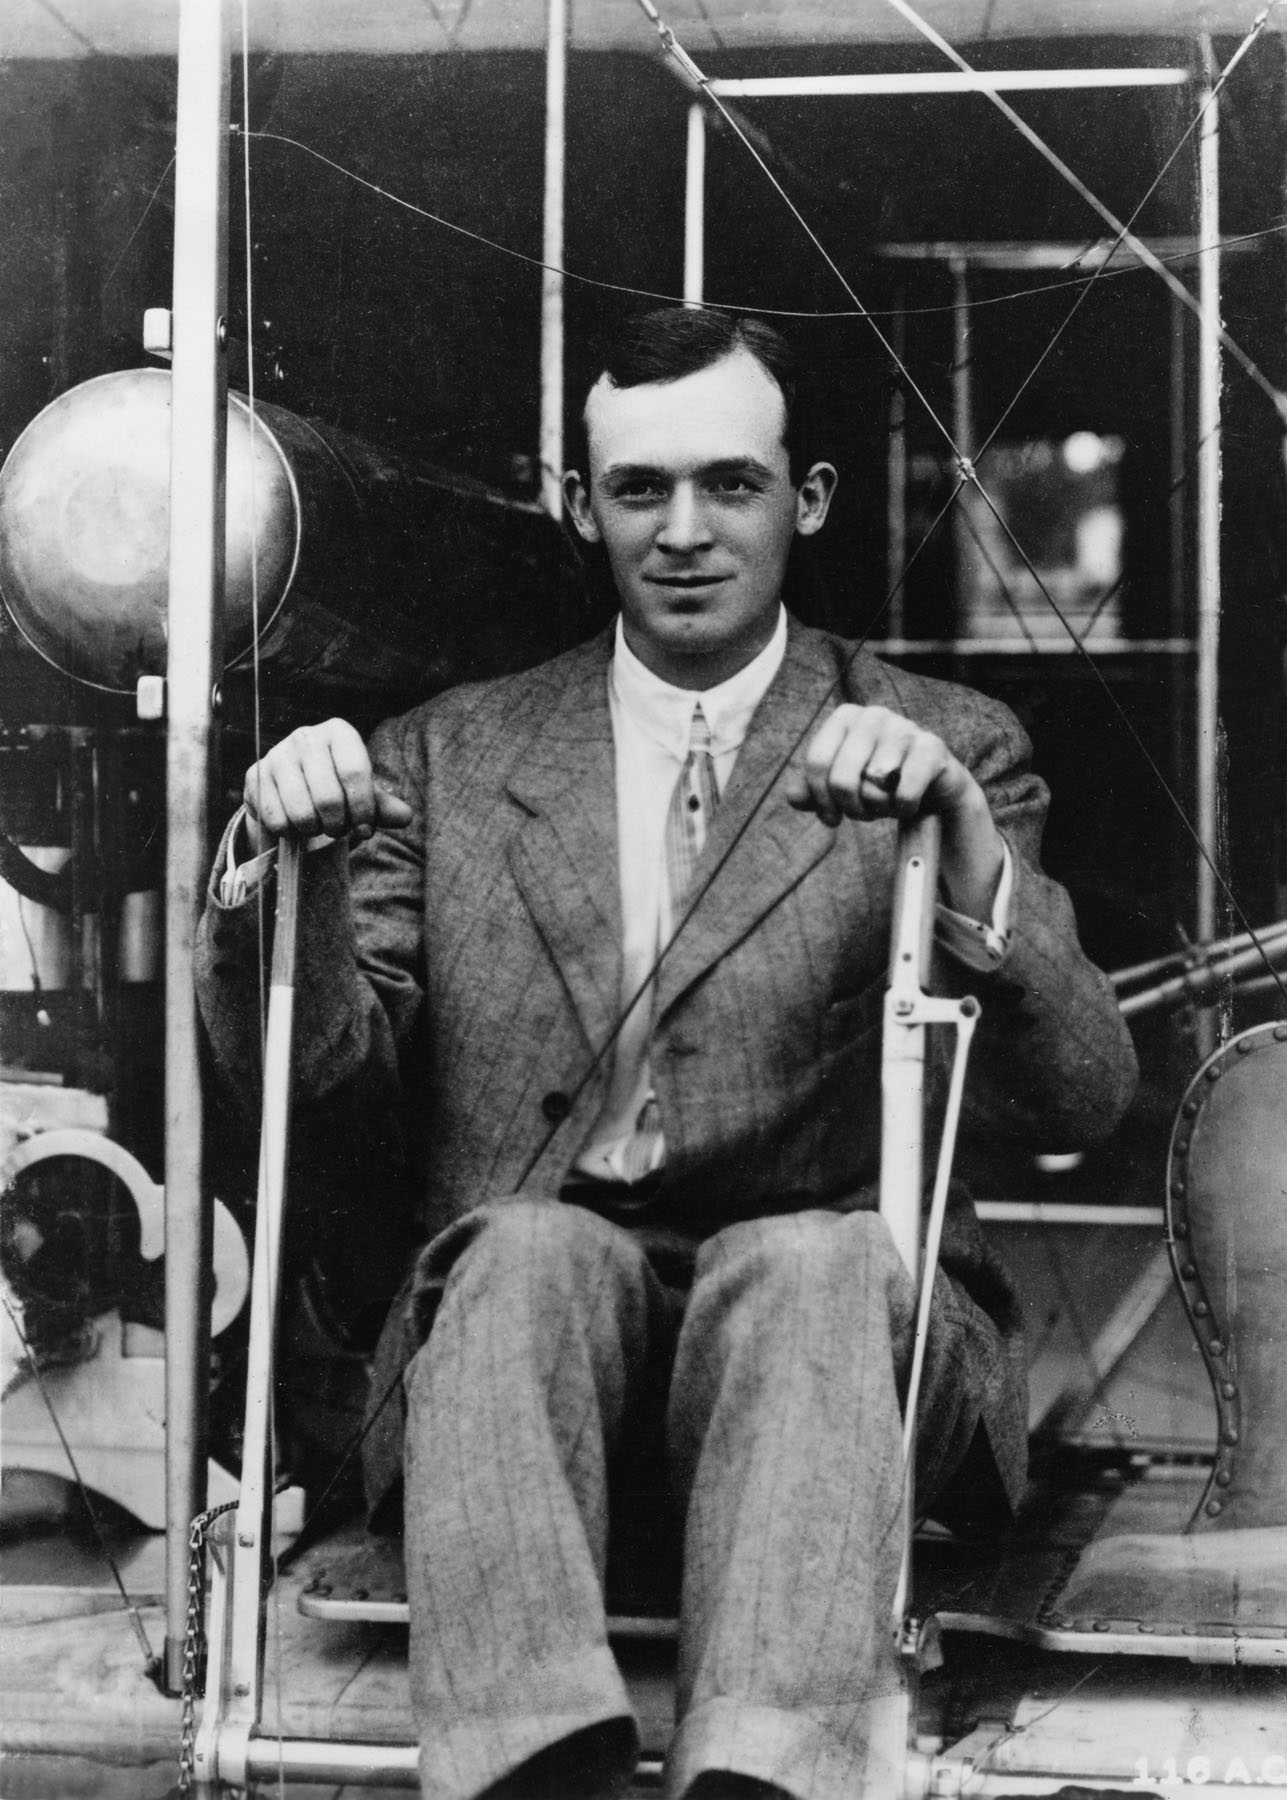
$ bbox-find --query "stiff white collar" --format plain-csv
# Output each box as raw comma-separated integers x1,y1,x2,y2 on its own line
610,606,788,759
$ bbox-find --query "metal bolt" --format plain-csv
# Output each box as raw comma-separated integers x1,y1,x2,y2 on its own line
238,1531,254,1548
1206,1499,1223,1516
1183,1098,1200,1117
233,1681,250,1697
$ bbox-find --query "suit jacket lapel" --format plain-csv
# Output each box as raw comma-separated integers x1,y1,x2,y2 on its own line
504,635,624,1052
655,624,843,1017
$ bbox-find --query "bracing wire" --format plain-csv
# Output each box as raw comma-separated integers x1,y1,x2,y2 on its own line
240,62,269,1066
636,0,958,458
103,155,176,290
0,1291,158,1674
237,9,288,1796
634,0,1287,1011
971,28,1271,462
884,0,1287,424
636,0,1287,415
28,0,100,57
239,130,1287,340
971,468,1287,1011
954,491,1042,654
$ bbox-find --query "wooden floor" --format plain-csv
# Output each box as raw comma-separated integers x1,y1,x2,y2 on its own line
0,1483,671,1799
10,1455,1287,1798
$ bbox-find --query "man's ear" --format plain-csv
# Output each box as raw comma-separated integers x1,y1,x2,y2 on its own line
795,461,838,537
563,470,601,542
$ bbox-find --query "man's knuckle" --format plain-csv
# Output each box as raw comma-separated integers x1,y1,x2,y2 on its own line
336,750,372,786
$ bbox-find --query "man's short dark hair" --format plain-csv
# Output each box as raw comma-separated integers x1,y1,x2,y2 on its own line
575,307,814,483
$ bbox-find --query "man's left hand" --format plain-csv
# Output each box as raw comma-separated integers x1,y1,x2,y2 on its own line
786,703,1006,921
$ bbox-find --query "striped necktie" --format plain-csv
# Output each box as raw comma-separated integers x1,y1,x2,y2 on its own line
664,702,720,917
620,704,721,1183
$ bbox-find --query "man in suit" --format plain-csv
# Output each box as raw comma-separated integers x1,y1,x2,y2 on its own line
197,308,1137,1800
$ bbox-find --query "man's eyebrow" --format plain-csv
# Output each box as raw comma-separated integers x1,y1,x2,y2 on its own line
701,457,777,480
598,456,778,482
598,462,663,482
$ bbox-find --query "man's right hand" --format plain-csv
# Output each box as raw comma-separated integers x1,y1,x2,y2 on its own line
242,719,413,855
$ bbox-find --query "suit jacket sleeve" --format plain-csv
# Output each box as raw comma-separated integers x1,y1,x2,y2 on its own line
933,682,1138,1149
194,709,429,1141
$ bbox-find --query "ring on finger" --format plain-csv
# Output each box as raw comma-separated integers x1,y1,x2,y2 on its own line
861,765,901,796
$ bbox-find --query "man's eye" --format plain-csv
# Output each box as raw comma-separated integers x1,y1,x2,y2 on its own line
710,474,756,495
611,480,664,501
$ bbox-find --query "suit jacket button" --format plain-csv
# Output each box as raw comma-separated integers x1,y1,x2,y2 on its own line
541,1090,572,1122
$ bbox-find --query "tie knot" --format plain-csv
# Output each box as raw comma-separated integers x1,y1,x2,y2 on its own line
690,704,713,756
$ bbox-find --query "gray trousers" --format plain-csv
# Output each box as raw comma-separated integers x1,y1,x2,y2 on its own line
403,1198,1014,1800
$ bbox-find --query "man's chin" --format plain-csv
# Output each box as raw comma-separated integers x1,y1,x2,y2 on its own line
626,615,777,688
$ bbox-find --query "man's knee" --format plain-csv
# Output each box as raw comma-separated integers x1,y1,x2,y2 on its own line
428,1195,651,1297
692,1208,908,1310
415,1197,669,1408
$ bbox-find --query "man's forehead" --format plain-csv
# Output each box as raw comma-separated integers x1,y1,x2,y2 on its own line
583,348,789,471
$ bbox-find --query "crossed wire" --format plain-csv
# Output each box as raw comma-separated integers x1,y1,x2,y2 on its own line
642,0,1287,1002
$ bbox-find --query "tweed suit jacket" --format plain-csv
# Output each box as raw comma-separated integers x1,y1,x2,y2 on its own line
197,615,1138,1513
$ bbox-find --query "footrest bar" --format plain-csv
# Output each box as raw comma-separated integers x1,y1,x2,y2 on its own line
240,1736,667,1790
244,1736,419,1786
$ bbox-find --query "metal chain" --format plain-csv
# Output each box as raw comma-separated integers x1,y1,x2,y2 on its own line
178,1500,238,1795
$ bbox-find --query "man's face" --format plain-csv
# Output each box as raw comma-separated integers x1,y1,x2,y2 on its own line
565,348,836,688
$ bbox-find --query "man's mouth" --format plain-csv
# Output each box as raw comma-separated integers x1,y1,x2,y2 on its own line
648,574,729,590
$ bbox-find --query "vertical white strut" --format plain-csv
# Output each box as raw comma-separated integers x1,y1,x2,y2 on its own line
949,255,974,635
880,817,941,1282
163,0,229,1693
684,101,706,306
540,0,567,519
195,839,302,1794
880,815,979,1629
1194,38,1223,969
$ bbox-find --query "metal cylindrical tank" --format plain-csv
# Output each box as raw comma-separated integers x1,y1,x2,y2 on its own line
0,369,581,699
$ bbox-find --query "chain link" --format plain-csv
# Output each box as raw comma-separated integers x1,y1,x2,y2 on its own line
178,1500,238,1795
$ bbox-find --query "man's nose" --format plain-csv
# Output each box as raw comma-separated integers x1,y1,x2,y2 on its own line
656,482,713,553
